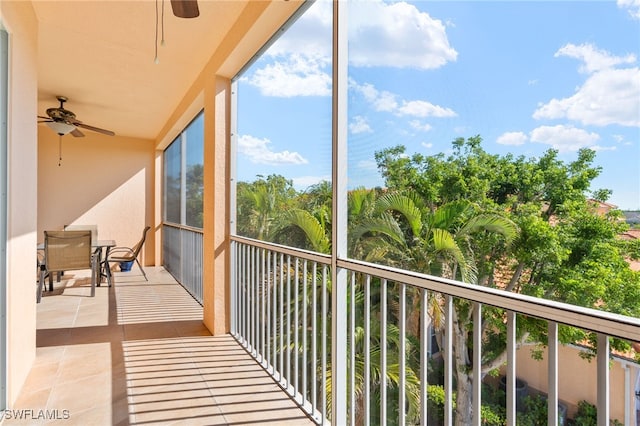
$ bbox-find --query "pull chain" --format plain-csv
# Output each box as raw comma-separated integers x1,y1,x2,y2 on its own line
154,0,166,64
161,0,165,47
58,134,62,166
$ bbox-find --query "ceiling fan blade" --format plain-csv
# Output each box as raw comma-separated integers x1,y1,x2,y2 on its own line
76,123,115,136
38,115,51,120
70,128,85,137
171,0,199,18
38,120,54,123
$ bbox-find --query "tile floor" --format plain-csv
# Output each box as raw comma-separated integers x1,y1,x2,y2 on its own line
6,267,315,425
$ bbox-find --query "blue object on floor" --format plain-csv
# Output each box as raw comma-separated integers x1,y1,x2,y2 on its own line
120,260,134,271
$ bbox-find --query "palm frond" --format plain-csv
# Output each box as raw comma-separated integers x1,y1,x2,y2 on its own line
375,193,423,236
429,200,471,230
351,214,407,248
459,213,519,243
281,209,330,254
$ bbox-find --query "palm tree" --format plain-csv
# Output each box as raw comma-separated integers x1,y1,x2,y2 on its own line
377,194,518,426
236,175,297,240
278,188,426,423
247,181,518,425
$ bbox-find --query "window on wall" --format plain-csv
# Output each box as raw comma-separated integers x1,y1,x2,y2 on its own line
163,111,204,228
233,1,333,252
164,137,181,224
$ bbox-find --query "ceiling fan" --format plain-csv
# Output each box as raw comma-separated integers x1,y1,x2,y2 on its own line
171,0,199,18
154,0,199,63
38,96,115,137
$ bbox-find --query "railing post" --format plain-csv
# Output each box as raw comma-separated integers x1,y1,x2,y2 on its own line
365,275,371,426
444,295,453,426
399,282,406,425
381,279,388,424
420,289,429,426
331,0,348,424
472,303,482,426
597,333,610,426
548,322,558,426
506,310,516,426
230,241,236,334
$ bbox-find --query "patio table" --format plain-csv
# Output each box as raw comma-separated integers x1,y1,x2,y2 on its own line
38,239,116,290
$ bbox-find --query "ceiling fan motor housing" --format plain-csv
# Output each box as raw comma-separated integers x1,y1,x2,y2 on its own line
46,107,76,122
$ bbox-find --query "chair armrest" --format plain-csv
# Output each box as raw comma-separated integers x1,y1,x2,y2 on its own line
107,247,135,255
105,247,135,261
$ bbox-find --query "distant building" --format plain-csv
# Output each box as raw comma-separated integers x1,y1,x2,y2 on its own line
587,199,618,216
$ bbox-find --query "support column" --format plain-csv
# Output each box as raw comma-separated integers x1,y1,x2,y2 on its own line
203,75,231,335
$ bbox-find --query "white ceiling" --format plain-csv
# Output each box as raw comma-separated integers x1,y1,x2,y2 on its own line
33,0,301,140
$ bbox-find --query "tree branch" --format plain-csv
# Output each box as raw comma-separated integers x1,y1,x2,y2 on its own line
481,331,530,375
505,262,525,292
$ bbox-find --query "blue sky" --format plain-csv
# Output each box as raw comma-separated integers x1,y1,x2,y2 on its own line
236,0,640,210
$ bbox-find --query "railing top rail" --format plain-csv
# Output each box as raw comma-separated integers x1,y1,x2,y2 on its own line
340,257,640,342
162,222,204,234
230,235,640,341
231,234,332,265
231,235,640,341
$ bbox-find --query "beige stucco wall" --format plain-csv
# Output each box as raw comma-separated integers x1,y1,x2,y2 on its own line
37,130,155,265
515,343,637,422
1,0,39,406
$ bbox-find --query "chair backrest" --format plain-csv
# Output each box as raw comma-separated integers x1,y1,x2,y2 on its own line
44,230,92,272
130,226,151,257
64,224,98,244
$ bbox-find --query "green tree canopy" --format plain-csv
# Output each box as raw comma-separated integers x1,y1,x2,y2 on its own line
375,137,640,425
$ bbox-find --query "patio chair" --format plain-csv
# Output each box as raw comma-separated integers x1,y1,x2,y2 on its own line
37,230,98,303
104,226,151,281
64,224,98,244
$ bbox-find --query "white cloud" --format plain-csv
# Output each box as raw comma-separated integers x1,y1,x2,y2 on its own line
555,43,636,74
238,135,308,165
618,0,640,19
533,67,640,127
410,120,433,132
248,0,458,97
612,134,632,146
357,160,378,171
534,43,639,128
592,145,617,152
351,81,398,112
267,0,333,59
613,134,625,143
350,79,456,119
350,116,373,134
293,175,332,189
244,1,333,97
421,142,433,149
348,0,458,69
247,54,331,97
529,125,602,153
497,132,528,146
397,100,457,118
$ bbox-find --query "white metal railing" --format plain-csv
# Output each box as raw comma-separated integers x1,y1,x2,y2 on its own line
230,235,640,426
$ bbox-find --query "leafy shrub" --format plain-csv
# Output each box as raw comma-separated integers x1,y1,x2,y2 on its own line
516,394,549,426
426,384,505,426
573,400,623,426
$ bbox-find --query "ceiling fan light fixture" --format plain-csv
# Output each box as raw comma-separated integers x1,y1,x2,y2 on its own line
45,121,76,135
